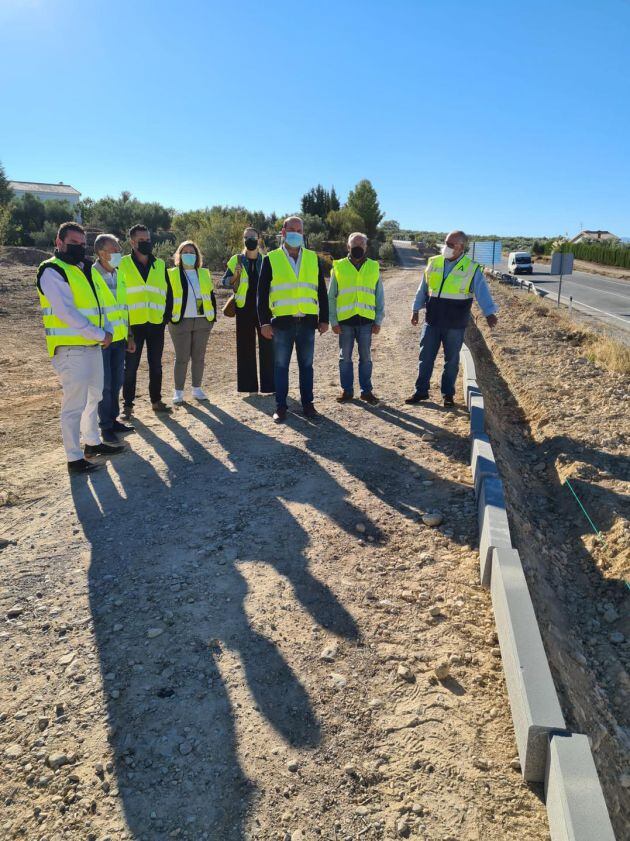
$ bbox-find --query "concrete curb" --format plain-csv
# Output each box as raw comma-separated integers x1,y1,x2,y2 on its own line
461,342,616,834
491,547,568,781
545,734,616,841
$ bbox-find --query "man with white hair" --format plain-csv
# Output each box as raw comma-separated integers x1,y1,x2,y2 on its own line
92,234,136,443
406,229,498,407
257,216,329,422
328,232,384,404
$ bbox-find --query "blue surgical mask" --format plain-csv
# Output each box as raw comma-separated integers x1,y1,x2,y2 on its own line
181,253,196,267
284,231,304,248
109,252,122,269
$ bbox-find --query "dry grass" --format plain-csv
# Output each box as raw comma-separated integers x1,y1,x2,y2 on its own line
585,334,630,375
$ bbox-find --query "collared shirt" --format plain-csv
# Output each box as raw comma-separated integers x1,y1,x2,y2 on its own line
183,269,205,318
39,258,110,343
282,243,302,277
328,262,385,327
412,258,498,317
93,259,133,337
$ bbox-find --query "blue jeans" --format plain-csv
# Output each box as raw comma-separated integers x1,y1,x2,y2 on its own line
414,324,465,397
338,323,373,394
99,340,126,430
272,321,315,409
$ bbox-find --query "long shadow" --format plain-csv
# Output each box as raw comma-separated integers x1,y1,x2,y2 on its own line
353,400,470,465
70,400,364,840
243,397,472,543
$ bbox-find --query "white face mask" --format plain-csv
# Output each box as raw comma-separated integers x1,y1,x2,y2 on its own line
108,252,122,268
441,244,456,260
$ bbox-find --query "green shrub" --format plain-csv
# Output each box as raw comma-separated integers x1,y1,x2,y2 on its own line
379,241,396,264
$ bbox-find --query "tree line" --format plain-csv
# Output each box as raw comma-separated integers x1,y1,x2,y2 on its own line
0,163,396,268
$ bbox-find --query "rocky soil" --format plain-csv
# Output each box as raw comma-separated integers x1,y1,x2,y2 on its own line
0,252,625,840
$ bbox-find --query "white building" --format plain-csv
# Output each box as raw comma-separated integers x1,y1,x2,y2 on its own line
570,229,619,244
9,180,81,207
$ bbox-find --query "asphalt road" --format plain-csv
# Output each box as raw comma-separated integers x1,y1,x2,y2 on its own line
392,241,630,334
494,257,630,333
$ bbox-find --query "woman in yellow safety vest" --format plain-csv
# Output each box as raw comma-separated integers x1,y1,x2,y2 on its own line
167,241,217,405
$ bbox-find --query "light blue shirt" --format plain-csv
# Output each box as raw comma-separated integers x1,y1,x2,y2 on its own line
412,258,498,317
328,268,385,327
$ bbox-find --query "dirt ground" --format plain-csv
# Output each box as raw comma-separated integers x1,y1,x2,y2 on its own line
0,253,626,840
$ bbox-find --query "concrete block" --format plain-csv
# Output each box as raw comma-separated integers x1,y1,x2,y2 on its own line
545,734,616,841
460,344,476,382
478,477,511,587
491,548,568,781
465,379,482,411
469,393,485,436
471,435,500,499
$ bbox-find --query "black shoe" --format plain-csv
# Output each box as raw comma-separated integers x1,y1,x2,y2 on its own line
405,392,429,404
273,408,287,424
113,421,135,433
443,395,455,407
84,443,125,458
68,458,99,475
303,403,319,418
152,400,173,414
101,429,120,444
121,405,133,421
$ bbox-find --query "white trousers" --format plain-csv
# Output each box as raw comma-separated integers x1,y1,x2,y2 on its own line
51,346,104,461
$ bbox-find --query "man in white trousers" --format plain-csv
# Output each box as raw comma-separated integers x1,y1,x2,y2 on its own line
36,222,125,474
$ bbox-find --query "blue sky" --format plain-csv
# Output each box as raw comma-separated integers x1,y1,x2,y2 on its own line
1,0,628,237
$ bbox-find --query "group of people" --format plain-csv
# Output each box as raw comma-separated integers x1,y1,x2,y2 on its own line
36,217,498,474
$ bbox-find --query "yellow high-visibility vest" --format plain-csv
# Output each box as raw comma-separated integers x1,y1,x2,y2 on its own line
118,254,167,326
333,257,379,321
426,254,477,301
168,266,215,323
37,257,105,357
227,254,250,308
268,247,319,317
91,266,128,343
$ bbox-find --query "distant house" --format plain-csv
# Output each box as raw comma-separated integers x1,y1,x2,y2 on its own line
570,229,619,244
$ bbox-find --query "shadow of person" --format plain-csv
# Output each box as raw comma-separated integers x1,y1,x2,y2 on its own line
352,400,470,465
243,398,471,544
70,407,348,840
168,401,366,641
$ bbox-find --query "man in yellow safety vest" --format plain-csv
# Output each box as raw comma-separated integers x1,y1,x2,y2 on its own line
36,222,125,474
328,232,385,405
406,230,498,407
257,216,329,423
119,223,172,417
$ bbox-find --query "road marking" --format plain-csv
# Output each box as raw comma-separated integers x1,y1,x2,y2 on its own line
555,293,629,326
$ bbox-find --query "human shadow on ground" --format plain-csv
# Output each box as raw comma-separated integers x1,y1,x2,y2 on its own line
243,396,473,546
70,402,368,841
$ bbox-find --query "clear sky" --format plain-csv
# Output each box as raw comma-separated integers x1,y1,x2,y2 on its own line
1,0,628,237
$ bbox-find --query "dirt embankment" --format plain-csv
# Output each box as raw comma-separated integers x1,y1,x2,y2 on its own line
466,281,629,836
0,259,556,841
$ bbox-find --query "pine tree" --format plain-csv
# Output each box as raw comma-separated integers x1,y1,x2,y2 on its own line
346,179,383,239
0,162,15,206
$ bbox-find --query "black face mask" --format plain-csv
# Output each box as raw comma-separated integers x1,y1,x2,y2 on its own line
60,243,86,265
350,246,365,260
137,240,152,256
244,237,258,251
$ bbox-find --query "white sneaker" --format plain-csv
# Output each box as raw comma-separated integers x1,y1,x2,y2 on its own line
191,387,208,401
173,389,184,405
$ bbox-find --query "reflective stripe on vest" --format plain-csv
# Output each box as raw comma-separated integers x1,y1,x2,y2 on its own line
227,254,250,308
168,266,215,323
268,248,319,317
426,255,477,301
118,255,167,325
333,257,379,321
37,258,104,357
91,268,128,343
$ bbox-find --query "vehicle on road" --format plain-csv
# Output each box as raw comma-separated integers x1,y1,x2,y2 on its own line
508,251,533,274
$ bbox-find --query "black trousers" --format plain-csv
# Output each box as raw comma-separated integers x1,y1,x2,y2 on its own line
123,322,165,406
235,303,274,393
